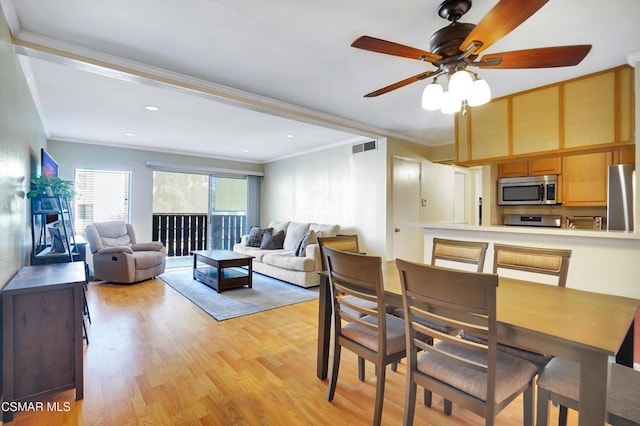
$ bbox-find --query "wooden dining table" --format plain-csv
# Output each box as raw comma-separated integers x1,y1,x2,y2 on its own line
316,260,639,426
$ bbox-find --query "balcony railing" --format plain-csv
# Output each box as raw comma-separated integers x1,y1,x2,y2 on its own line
152,213,246,256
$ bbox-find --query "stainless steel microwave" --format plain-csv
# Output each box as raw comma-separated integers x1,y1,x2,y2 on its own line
498,175,559,205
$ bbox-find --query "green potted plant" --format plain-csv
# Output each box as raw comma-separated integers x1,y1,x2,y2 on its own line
26,176,75,199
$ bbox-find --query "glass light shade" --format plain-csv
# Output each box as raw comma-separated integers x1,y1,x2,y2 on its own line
440,91,461,114
467,78,491,106
448,70,473,101
421,82,444,110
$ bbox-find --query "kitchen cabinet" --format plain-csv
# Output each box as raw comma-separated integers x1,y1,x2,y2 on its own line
455,65,634,166
469,98,509,160
562,152,612,207
512,86,560,155
498,157,562,178
613,145,636,165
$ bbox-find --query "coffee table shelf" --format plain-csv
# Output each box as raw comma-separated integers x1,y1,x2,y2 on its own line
192,250,254,293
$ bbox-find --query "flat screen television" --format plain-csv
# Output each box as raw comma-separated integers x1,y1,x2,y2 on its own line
41,148,59,178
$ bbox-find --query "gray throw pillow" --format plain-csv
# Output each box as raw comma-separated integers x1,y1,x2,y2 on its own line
260,230,285,250
247,226,272,247
295,230,317,256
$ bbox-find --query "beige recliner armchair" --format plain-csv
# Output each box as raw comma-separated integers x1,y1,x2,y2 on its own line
85,221,167,284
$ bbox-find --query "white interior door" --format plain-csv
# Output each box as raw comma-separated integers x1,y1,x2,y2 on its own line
392,157,423,262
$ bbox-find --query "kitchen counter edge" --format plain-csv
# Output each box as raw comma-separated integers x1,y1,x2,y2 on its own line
408,223,640,240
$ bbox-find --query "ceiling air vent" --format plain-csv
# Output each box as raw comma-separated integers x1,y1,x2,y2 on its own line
352,140,377,154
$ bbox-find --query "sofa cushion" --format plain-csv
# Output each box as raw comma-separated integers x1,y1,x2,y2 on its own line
283,222,310,252
247,226,272,247
262,251,316,272
267,221,290,235
295,230,317,256
242,247,287,262
310,222,340,237
260,230,285,249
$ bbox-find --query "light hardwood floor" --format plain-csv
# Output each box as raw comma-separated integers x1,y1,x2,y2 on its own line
12,274,578,425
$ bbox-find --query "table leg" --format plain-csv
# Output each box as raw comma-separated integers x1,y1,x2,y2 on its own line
616,320,634,367
316,274,331,380
192,253,198,280
248,259,253,289
578,351,608,426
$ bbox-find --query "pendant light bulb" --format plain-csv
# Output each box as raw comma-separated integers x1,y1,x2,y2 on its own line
448,70,473,101
421,82,444,110
468,78,492,107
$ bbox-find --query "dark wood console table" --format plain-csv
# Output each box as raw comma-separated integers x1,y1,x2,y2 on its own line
1,262,86,422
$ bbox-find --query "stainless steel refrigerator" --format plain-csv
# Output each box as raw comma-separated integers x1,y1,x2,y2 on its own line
607,164,635,231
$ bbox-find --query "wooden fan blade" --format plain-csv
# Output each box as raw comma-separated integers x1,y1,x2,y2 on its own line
461,0,549,55
352,36,441,62
364,71,435,97
478,45,592,69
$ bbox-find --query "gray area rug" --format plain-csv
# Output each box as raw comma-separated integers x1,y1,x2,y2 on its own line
158,268,318,321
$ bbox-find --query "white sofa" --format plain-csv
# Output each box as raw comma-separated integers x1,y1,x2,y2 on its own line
233,221,339,288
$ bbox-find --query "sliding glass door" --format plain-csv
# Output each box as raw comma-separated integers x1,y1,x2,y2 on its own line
152,171,254,255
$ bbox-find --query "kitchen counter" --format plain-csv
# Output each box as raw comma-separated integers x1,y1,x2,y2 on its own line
408,222,640,298
412,222,640,240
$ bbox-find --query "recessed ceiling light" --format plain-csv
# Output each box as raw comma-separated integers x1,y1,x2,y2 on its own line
144,105,160,111
242,149,250,153
286,134,296,138
123,132,136,137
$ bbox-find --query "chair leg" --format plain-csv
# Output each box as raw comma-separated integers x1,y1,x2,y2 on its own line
83,286,92,324
373,364,386,426
423,388,432,407
327,345,341,401
403,377,417,426
536,387,551,426
558,405,568,426
444,399,452,416
358,356,365,381
523,382,534,426
82,318,89,345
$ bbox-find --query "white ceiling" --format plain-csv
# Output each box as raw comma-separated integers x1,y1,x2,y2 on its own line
3,0,640,163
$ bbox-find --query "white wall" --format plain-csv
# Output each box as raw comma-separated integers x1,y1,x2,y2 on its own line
263,139,387,257
48,140,263,242
0,8,48,286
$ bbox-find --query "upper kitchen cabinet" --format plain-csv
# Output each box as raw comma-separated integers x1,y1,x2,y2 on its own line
498,157,562,178
455,65,634,166
512,86,560,155
469,98,509,160
562,152,613,207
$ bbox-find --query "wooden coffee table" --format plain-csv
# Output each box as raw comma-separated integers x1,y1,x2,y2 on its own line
192,250,254,293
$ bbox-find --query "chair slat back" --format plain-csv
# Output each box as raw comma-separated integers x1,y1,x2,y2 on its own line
431,238,489,272
397,259,499,390
318,235,360,271
493,243,572,286
323,247,386,341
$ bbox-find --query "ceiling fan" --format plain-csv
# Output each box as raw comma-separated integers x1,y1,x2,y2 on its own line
351,0,591,110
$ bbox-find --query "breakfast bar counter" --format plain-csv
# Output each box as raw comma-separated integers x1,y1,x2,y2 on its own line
408,222,640,298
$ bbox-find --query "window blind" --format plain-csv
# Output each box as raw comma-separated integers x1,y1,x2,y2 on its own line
74,169,131,235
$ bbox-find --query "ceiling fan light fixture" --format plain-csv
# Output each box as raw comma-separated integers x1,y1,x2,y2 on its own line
421,82,444,110
441,90,461,114
448,69,473,101
467,78,491,106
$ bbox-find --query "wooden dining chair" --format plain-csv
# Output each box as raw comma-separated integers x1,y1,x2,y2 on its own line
317,234,361,270
493,243,572,287
318,235,372,380
431,237,489,272
323,247,406,426
536,357,640,426
396,259,537,426
485,243,573,367
391,238,489,411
